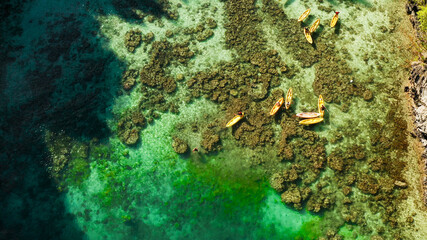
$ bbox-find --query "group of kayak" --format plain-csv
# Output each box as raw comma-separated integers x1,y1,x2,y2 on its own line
226,88,326,127
225,9,337,128
299,9,340,44
296,94,325,126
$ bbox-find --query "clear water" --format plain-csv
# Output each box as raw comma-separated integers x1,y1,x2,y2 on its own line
1,0,425,239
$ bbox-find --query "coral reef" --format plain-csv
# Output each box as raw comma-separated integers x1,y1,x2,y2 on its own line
327,148,358,172
4,0,421,238
165,29,173,38
45,131,73,177
117,109,146,145
121,69,139,90
124,29,142,53
270,172,285,192
201,129,221,152
196,29,214,42
281,185,311,210
172,136,189,154
140,41,177,93
140,40,194,93
138,86,167,111
45,131,90,188
206,18,217,29
306,189,335,213
233,122,274,148
142,32,154,43
357,174,380,195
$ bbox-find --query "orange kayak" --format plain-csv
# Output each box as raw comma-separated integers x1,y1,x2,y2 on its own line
226,112,245,127
270,98,284,116
330,12,339,27
298,9,311,22
309,19,320,33
318,95,325,117
299,117,324,125
296,112,321,119
285,88,293,109
304,28,313,44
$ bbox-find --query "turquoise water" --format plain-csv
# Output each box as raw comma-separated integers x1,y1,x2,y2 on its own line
1,0,425,239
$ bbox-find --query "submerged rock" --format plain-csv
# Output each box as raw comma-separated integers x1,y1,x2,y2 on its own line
408,61,427,205
45,131,72,177
394,180,407,188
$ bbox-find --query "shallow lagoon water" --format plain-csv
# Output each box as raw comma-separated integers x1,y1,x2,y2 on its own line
1,0,427,239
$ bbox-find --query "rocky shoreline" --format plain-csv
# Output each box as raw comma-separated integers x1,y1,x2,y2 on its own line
406,1,427,206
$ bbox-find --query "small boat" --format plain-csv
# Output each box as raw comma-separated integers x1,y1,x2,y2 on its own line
309,19,320,33
299,117,324,125
270,98,284,116
296,112,321,119
304,28,313,44
298,9,311,22
285,88,293,109
318,95,325,117
226,112,245,127
330,12,339,28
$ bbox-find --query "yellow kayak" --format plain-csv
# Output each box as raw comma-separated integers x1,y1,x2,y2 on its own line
226,112,245,127
299,117,324,125
318,95,325,117
304,28,313,44
298,9,311,22
309,19,320,33
330,12,339,27
270,98,284,116
285,88,293,109
296,112,321,119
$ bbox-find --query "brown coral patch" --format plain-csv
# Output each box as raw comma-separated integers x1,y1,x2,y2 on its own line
201,129,221,152
172,136,189,154
124,29,142,53
140,40,194,93
117,109,146,145
121,69,139,91
357,174,380,195
233,122,274,148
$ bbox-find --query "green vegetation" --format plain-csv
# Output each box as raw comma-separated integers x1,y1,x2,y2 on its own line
293,218,323,240
418,6,427,31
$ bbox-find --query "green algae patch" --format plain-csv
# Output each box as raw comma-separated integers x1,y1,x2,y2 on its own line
293,217,323,240
64,157,90,187
169,160,296,239
261,189,323,239
179,159,268,213
83,142,139,208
